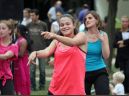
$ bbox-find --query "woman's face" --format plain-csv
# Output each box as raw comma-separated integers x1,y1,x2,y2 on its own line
121,17,129,29
0,23,11,38
59,17,75,36
85,13,98,29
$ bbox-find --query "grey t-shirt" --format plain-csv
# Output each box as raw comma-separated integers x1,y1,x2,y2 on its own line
27,20,48,51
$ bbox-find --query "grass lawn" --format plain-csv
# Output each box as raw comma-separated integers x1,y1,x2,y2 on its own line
31,63,53,95
31,80,50,95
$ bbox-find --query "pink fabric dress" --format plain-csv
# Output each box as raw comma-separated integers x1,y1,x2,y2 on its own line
49,42,86,95
13,37,31,95
0,43,18,86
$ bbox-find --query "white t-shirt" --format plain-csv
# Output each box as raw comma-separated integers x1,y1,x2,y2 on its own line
79,23,85,32
21,18,32,26
113,83,125,95
48,7,57,21
51,21,59,33
122,32,129,40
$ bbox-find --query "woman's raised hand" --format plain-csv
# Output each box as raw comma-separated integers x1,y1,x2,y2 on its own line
41,31,56,39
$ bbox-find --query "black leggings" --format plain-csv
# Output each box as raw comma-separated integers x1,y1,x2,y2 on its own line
0,79,14,95
85,68,109,95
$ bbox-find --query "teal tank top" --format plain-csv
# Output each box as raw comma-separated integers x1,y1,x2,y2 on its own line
86,39,106,72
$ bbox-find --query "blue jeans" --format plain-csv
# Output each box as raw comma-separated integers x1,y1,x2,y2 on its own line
30,58,46,90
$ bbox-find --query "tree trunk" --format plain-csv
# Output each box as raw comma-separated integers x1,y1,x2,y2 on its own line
107,0,118,72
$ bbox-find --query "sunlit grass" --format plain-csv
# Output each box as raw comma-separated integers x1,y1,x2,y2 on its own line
31,63,53,95
31,80,50,95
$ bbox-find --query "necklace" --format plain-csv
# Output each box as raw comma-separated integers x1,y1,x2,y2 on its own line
87,33,97,39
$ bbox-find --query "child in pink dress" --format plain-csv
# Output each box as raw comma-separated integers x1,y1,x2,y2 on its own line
13,24,31,95
0,20,18,95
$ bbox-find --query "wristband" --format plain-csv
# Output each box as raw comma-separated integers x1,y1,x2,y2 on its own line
35,51,37,57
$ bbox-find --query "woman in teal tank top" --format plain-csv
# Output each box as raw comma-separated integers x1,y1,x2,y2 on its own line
83,11,110,95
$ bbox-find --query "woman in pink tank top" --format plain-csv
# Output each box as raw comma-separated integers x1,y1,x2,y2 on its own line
28,14,87,95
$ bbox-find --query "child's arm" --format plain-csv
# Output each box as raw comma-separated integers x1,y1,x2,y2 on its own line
109,83,116,95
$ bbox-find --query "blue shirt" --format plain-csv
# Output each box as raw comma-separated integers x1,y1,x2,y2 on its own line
86,39,106,72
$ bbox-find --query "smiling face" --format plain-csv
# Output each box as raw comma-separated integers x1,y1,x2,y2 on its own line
0,22,11,38
59,16,75,37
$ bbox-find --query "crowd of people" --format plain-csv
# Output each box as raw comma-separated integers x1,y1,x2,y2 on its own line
0,0,129,95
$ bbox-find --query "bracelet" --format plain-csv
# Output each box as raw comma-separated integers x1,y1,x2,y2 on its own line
35,51,37,57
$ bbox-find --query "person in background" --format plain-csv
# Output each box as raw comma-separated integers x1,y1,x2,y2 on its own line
0,20,18,95
28,14,87,95
13,24,31,95
83,11,110,95
109,71,125,95
50,11,63,34
78,3,89,32
27,9,48,91
113,16,129,93
21,8,32,26
47,0,64,24
78,3,89,24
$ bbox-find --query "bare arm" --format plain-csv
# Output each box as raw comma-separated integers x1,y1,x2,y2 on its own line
97,32,110,59
0,51,14,60
42,32,86,46
101,33,110,59
18,39,27,57
28,40,57,65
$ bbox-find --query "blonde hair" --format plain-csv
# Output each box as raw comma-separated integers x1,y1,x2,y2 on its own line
0,19,17,35
121,15,129,31
113,71,125,83
121,15,129,21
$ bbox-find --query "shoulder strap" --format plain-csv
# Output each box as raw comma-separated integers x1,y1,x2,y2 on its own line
78,47,86,54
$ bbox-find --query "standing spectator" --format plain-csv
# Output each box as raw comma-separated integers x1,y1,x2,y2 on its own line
13,24,31,95
50,11,63,34
28,14,86,95
113,16,129,93
78,4,89,32
21,8,32,26
78,3,89,24
27,9,48,91
83,11,110,95
55,0,64,14
0,20,18,95
47,0,64,24
109,71,125,95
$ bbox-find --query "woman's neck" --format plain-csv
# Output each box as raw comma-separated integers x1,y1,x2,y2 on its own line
121,27,129,32
88,28,99,34
0,36,12,46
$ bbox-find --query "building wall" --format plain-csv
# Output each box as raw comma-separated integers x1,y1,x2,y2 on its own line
95,0,129,20
95,0,108,20
117,0,129,18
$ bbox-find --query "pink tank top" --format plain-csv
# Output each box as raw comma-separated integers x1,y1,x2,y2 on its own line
49,42,86,95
